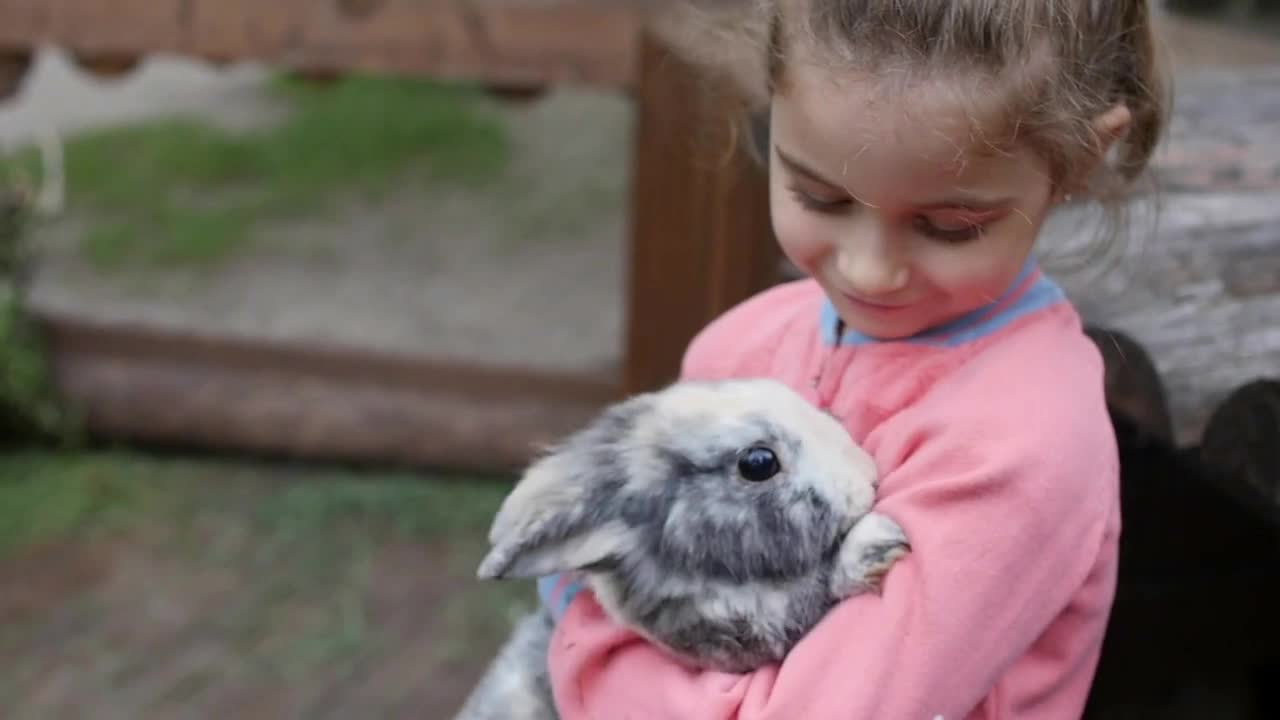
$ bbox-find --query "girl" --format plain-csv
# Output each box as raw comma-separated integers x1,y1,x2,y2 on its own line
538,0,1169,717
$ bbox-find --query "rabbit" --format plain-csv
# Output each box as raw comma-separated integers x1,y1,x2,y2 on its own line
453,377,910,720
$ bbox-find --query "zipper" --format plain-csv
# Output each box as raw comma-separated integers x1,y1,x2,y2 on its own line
813,318,847,410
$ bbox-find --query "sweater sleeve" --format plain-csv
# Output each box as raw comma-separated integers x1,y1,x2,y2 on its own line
544,338,1120,719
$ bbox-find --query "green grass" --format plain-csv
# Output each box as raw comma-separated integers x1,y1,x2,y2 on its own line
0,450,167,558
4,74,511,268
255,469,510,541
0,450,530,694
0,448,511,560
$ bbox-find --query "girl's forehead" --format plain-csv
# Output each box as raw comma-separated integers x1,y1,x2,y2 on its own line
771,63,1047,202
782,62,1001,162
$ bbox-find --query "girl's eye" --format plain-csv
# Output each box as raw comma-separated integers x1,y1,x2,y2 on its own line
913,215,986,243
789,187,850,214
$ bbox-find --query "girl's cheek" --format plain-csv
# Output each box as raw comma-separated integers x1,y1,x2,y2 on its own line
772,206,831,274
928,258,1021,306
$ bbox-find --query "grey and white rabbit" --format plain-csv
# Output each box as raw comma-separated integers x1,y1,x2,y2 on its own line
453,378,910,720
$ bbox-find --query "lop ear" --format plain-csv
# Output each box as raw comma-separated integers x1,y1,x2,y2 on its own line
476,397,647,581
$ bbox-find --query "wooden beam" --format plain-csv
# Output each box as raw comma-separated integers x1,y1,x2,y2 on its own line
0,0,645,89
36,310,624,473
622,26,778,394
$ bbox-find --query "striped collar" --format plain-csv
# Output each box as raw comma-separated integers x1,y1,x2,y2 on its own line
819,258,1066,348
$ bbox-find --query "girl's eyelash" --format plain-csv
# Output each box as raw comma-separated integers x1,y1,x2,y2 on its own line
913,216,986,244
788,187,850,213
788,186,991,243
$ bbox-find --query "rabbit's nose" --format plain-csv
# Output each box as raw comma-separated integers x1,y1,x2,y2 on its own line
737,446,781,482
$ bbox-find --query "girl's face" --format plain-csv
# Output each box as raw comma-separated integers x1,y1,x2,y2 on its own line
768,63,1059,341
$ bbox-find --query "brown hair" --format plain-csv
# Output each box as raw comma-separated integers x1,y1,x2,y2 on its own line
669,0,1170,198
791,1,1169,193
658,0,1171,274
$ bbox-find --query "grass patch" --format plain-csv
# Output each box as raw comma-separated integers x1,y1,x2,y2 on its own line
0,450,171,559
0,449,523,681
0,449,510,561
254,468,510,543
434,539,539,665
241,468,515,673
5,74,510,267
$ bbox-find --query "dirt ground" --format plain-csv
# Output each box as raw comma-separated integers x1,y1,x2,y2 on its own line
2,538,502,719
0,453,531,720
14,48,631,376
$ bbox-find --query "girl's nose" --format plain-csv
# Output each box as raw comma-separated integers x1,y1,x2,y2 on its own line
836,232,909,297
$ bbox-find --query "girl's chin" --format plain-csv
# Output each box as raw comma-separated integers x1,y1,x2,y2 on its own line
837,312,929,341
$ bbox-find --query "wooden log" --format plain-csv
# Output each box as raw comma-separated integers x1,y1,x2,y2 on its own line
0,0,645,89
1052,190,1280,446
69,51,142,80
1045,65,1280,446
36,309,624,473
622,25,778,394
1148,65,1280,196
0,48,31,100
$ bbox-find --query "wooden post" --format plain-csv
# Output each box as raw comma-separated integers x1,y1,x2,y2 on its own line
622,25,779,395
36,310,622,473
0,49,31,101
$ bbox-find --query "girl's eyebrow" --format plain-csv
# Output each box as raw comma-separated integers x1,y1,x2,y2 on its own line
776,144,1016,210
913,195,1017,212
774,146,843,187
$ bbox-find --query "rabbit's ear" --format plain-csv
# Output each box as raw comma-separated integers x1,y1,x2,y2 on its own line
476,400,643,580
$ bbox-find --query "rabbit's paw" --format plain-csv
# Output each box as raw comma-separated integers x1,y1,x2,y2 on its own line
829,512,910,597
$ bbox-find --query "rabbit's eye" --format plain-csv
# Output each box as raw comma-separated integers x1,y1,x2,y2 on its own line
737,446,781,482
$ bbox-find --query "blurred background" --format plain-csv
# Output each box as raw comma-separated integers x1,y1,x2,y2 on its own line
0,1,1277,718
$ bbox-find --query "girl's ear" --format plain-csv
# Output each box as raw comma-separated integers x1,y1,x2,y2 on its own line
1055,103,1134,203
1093,103,1134,156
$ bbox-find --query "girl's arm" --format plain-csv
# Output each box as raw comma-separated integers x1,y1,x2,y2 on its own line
544,353,1121,719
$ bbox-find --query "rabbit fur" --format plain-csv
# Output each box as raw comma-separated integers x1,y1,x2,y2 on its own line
453,378,910,720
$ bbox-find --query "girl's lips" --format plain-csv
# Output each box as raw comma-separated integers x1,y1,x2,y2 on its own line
843,293,912,312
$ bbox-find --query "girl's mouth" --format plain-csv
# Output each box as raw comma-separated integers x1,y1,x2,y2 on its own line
843,294,912,313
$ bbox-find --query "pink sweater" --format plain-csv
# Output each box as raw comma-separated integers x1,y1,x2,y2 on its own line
541,262,1121,719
